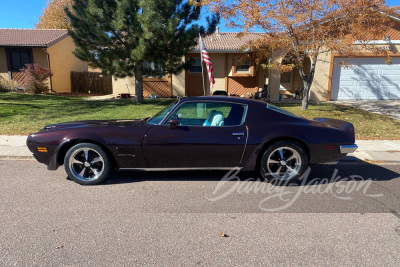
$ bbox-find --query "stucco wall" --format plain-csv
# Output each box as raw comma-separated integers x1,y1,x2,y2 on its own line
172,71,185,96
31,48,51,88
227,54,234,76
112,76,135,96
0,48,8,80
209,53,226,94
310,51,332,101
47,36,88,93
32,48,48,67
268,51,284,102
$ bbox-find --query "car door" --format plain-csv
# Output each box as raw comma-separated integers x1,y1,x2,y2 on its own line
142,101,248,168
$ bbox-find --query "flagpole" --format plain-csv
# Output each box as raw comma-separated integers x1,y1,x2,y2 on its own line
199,34,206,96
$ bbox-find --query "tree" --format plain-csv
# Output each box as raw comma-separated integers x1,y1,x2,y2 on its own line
206,0,399,109
36,0,74,29
66,0,219,103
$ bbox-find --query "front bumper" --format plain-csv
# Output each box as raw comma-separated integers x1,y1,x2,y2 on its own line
340,144,358,154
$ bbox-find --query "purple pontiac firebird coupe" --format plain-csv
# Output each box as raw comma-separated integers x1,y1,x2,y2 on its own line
27,96,357,185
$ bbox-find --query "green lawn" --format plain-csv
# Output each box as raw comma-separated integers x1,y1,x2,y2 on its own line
1,92,399,139
0,93,174,135
274,102,400,140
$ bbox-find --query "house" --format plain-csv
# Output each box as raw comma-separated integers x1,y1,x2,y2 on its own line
306,14,400,101
113,16,400,102
109,13,400,102
0,29,88,92
268,13,400,101
112,30,269,98
320,14,400,101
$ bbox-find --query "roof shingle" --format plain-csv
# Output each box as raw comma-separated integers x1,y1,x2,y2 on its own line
0,29,69,47
195,32,264,51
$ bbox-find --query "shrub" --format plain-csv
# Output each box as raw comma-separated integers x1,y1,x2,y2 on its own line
0,77,19,92
22,64,53,94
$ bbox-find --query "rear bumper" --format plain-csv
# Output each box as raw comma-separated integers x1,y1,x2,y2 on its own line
340,144,358,153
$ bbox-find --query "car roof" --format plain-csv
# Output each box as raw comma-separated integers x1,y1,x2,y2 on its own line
180,96,267,106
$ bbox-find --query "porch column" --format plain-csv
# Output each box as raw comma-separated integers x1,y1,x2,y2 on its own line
269,51,284,102
269,68,281,102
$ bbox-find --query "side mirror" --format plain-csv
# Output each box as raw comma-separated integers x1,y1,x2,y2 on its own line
169,119,178,129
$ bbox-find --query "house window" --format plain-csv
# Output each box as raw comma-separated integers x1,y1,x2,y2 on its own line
235,57,251,73
280,71,293,83
142,62,166,77
280,71,291,83
7,49,32,71
189,58,202,73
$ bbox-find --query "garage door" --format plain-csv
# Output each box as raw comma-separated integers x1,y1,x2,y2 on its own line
331,57,400,100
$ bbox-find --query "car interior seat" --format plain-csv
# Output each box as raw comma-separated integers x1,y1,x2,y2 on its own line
203,110,224,126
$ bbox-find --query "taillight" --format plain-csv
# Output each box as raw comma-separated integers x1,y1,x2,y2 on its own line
325,145,335,151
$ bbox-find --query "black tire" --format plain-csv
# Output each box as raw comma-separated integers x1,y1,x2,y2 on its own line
259,141,308,183
64,143,111,185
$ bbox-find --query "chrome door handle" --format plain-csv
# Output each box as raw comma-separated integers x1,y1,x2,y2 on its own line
232,132,244,136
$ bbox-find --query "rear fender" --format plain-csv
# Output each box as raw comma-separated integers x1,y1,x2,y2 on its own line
241,137,310,171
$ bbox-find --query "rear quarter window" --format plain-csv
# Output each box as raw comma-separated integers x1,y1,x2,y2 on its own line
267,104,300,118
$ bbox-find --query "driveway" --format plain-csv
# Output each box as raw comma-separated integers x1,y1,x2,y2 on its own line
332,100,400,120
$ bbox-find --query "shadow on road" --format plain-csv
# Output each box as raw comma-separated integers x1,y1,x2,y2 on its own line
85,161,400,186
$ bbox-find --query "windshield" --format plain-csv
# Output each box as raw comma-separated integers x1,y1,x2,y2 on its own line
147,100,178,124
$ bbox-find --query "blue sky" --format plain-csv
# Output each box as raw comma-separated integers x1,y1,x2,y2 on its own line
0,0,398,31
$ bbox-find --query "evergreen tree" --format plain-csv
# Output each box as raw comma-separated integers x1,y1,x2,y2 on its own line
67,0,219,103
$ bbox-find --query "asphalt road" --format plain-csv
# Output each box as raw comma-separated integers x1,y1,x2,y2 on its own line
1,159,400,266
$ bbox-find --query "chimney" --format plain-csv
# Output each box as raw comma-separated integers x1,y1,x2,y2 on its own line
216,27,220,35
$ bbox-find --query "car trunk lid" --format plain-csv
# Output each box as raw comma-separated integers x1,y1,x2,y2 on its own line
313,117,356,142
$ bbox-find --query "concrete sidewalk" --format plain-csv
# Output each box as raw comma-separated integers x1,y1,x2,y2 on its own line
0,135,399,163
0,135,31,158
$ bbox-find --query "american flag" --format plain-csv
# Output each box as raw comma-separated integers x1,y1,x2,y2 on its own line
200,35,215,88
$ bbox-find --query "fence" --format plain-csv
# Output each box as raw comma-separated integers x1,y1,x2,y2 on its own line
70,72,113,95
11,71,29,87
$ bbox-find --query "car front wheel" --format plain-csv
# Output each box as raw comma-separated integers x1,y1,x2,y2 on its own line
260,141,308,183
64,143,111,185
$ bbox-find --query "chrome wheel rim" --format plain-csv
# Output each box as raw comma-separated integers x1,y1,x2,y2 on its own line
265,147,301,180
69,148,104,182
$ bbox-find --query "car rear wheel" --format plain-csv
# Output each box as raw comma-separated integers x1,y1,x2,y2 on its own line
260,141,308,183
64,143,111,185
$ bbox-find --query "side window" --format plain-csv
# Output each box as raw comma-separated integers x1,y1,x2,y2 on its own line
189,58,202,73
167,102,246,127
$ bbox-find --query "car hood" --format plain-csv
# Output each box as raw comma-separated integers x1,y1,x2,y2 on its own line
41,119,149,131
